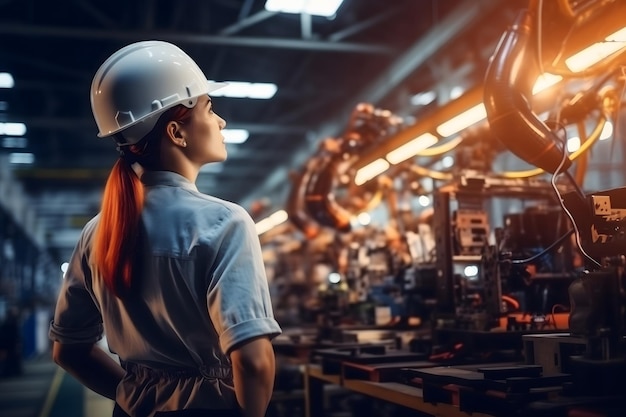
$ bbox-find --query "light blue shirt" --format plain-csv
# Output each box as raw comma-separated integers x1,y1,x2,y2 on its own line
50,170,282,415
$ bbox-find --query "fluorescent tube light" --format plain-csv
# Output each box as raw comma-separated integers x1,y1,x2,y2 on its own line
265,0,344,17
355,158,390,186
436,103,486,137
0,122,27,136
532,73,563,94
2,137,28,148
209,81,277,99
565,27,626,72
256,209,289,235
386,133,438,165
223,129,249,144
0,73,14,88
9,152,34,164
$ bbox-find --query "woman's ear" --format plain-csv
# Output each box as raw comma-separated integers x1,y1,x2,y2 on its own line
164,121,186,147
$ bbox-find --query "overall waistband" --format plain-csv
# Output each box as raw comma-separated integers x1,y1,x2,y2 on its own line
123,361,233,380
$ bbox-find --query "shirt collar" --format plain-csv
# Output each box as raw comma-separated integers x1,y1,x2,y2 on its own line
141,170,198,193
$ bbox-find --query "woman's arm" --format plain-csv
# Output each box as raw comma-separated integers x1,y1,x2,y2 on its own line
230,336,276,417
52,341,125,400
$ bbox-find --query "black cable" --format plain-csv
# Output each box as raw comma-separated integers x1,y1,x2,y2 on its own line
550,124,603,268
511,228,574,264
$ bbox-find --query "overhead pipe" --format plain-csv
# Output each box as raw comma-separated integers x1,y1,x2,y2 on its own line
484,6,571,174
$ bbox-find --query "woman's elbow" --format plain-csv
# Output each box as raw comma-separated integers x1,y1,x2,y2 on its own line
230,337,275,375
51,341,90,368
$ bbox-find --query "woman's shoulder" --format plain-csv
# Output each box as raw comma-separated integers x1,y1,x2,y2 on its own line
190,192,253,222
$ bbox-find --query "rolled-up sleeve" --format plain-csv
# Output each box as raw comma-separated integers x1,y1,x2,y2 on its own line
49,223,104,344
206,206,282,354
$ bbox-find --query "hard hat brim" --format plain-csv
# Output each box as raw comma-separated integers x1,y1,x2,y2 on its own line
97,80,228,140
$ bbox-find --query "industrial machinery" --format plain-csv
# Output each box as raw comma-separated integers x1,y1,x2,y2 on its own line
400,0,626,414
277,0,626,415
285,103,403,238
483,0,626,411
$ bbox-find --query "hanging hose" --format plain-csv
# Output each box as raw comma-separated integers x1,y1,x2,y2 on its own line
484,8,572,174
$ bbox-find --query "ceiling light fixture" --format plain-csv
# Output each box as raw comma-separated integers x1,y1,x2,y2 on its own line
209,81,277,99
385,133,438,165
223,129,250,144
9,152,34,164
2,137,28,148
436,103,486,137
256,209,289,235
264,0,344,17
0,122,27,136
0,73,14,88
354,158,390,186
565,26,626,72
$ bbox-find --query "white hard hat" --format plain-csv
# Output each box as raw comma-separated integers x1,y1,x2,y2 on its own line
90,40,226,145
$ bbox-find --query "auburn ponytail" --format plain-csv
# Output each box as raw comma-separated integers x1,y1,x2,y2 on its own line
92,158,145,297
91,104,194,297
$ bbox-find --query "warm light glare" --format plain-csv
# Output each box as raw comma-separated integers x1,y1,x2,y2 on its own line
464,265,479,277
355,158,390,186
0,73,14,88
436,103,486,137
209,81,277,99
441,155,454,168
567,137,581,152
565,27,626,72
223,129,249,144
256,209,288,235
450,86,464,100
532,73,563,94
265,0,344,17
418,195,431,207
0,122,27,136
328,272,341,284
357,212,371,226
607,27,626,42
386,133,438,164
600,121,613,140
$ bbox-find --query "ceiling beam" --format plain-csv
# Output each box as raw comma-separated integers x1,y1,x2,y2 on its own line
219,10,277,36
0,24,393,54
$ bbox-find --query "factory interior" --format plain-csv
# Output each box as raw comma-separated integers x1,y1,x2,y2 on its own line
1,0,626,416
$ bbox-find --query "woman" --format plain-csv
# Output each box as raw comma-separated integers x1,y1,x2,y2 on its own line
48,40,282,417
